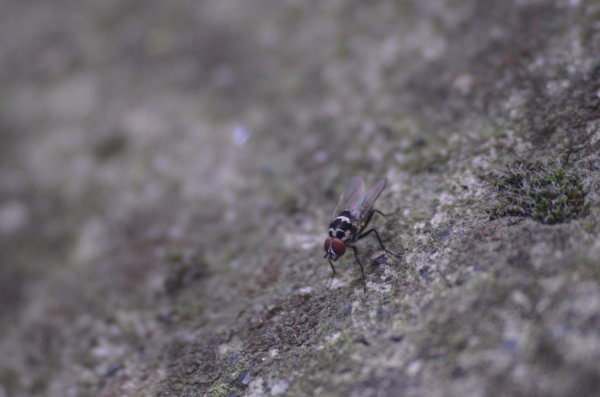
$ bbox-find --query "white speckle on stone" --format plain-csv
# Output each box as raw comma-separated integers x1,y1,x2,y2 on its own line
270,379,290,395
413,221,427,231
452,73,474,95
297,286,312,295
438,191,455,206
326,331,341,343
430,212,447,228
246,377,266,397
329,278,344,289
407,360,423,376
283,231,319,250
218,336,242,356
369,278,391,294
91,338,121,360
269,348,279,358
232,124,249,146
510,290,531,311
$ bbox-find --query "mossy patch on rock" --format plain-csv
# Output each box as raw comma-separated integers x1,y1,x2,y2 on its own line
488,160,586,224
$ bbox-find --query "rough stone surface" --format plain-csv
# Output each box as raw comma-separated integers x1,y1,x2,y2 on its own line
1,1,600,396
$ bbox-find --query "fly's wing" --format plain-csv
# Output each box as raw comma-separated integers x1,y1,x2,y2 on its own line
354,177,387,223
332,176,365,219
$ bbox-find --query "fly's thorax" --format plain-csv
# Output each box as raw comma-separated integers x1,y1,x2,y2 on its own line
328,210,357,242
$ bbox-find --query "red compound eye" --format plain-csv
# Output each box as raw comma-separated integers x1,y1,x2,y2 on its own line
324,237,332,252
324,238,346,257
330,238,346,257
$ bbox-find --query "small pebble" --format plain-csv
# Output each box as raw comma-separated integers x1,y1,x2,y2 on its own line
372,254,387,266
238,371,252,387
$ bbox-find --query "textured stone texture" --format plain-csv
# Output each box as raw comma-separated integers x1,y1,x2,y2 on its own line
1,1,600,396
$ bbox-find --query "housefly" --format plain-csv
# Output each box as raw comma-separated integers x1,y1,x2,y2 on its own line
323,176,401,290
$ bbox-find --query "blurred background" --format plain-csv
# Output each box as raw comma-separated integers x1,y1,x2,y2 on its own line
1,1,600,396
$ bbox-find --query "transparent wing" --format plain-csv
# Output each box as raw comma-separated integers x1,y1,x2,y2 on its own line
332,176,365,219
354,177,387,222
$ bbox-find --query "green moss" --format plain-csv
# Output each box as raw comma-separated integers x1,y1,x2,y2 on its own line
206,382,232,397
488,160,586,224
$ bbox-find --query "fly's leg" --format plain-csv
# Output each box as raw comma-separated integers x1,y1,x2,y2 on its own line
357,228,402,258
327,257,337,287
373,209,391,218
360,209,394,233
350,246,367,291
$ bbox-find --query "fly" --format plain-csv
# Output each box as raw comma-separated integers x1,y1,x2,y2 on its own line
323,176,401,290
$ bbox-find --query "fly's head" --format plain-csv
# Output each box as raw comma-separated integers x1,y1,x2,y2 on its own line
323,237,346,261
